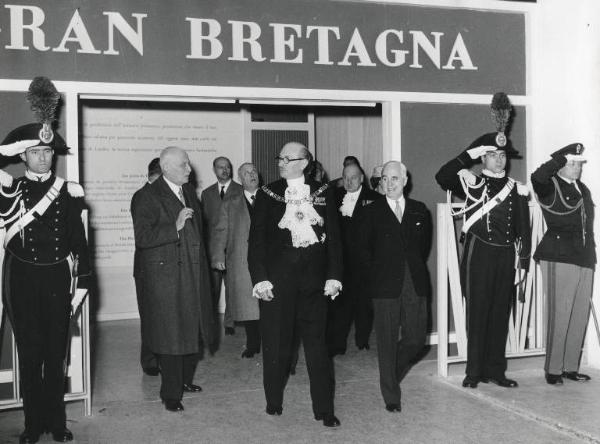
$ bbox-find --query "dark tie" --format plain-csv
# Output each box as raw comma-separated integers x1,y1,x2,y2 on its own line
251,195,256,206
220,186,225,200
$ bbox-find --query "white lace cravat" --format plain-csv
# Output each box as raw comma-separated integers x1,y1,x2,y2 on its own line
339,189,360,217
278,183,324,248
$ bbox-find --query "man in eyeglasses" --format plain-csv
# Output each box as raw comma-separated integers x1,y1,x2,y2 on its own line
248,142,343,427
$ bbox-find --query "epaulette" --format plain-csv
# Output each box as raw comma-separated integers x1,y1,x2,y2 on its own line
67,182,85,197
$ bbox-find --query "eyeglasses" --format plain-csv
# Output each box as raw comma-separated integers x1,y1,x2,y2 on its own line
274,156,306,165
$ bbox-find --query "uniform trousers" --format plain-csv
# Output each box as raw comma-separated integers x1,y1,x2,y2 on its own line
157,353,200,401
3,255,71,434
541,261,593,374
462,234,515,379
259,247,335,415
372,269,426,405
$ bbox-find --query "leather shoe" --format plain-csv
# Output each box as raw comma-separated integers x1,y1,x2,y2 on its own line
314,413,341,427
225,327,235,335
143,366,160,376
545,373,564,385
241,349,257,358
481,377,518,388
357,343,370,351
385,403,401,412
19,430,40,444
266,405,282,416
163,399,184,412
50,428,73,442
183,383,202,392
462,375,479,388
562,371,591,382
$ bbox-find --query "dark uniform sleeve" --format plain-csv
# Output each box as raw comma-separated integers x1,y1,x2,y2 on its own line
325,185,343,282
530,157,566,203
66,193,91,289
515,192,532,270
434,151,475,197
248,188,268,285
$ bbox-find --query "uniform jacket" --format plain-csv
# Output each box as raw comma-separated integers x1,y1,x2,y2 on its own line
357,197,432,299
210,191,259,321
435,150,531,270
248,177,343,286
531,157,596,269
131,176,215,354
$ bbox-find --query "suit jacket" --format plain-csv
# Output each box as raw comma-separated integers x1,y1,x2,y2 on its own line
131,182,150,279
357,197,432,299
131,176,215,354
248,177,343,287
210,192,259,321
200,181,244,239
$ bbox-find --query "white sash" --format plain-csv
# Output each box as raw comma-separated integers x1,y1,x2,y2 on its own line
462,178,514,233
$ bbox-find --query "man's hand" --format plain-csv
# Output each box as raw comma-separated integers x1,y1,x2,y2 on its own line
253,281,274,301
176,207,194,231
324,280,342,300
71,288,88,312
212,261,226,271
467,145,496,159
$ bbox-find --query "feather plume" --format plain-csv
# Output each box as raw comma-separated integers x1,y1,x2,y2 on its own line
490,92,511,133
26,76,60,125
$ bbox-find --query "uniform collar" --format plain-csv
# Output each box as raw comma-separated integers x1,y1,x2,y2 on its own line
482,169,506,179
25,170,52,182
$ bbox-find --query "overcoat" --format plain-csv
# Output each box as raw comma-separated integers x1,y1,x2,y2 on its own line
210,192,259,321
131,176,215,355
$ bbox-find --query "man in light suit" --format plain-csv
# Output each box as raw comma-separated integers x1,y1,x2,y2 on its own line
248,142,343,427
131,158,162,376
211,163,261,358
201,156,243,335
327,163,381,356
357,161,431,413
131,146,215,412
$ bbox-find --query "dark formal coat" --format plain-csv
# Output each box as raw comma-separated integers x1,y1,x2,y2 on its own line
131,176,215,355
200,180,244,238
357,197,432,300
210,192,259,321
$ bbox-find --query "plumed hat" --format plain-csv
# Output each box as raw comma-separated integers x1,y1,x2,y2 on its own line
0,76,69,157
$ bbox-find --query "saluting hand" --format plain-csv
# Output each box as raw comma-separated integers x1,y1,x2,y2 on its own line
176,207,194,231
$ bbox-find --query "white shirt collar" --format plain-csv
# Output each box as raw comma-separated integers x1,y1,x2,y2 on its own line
218,179,232,193
25,170,52,182
482,169,506,179
163,176,182,198
557,173,581,193
346,186,362,197
244,189,257,202
386,195,405,214
286,175,305,187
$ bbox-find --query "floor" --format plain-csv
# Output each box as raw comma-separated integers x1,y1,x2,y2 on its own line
1,319,599,444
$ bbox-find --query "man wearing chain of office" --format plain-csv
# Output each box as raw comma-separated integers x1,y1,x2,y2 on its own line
0,77,89,444
435,93,531,389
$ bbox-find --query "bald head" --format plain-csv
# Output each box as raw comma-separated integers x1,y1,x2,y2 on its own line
381,161,408,200
160,146,191,186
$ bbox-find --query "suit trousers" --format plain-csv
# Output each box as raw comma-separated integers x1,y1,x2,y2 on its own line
157,353,200,401
259,250,335,415
541,261,593,374
243,320,261,353
134,275,158,371
4,256,71,435
462,235,515,379
210,269,233,329
372,270,426,405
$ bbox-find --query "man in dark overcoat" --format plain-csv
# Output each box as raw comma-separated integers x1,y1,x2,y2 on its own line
327,162,381,356
131,146,215,412
357,161,431,413
248,142,343,427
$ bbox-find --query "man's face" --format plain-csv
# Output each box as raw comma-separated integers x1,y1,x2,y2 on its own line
343,165,363,193
482,150,507,174
21,146,53,174
560,160,584,181
278,144,308,180
213,158,232,183
239,164,259,192
381,163,407,200
163,150,192,186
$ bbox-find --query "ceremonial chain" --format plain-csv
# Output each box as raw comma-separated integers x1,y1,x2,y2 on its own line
262,183,329,204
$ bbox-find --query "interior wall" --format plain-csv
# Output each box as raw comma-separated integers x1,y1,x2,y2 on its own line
314,107,383,183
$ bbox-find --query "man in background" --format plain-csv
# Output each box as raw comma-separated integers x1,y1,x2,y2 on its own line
211,163,261,358
201,156,243,335
131,158,162,376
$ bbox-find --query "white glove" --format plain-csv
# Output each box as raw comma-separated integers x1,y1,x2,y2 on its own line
324,280,343,300
564,153,587,163
0,139,40,157
467,145,496,159
457,169,477,186
0,169,13,187
71,288,88,312
252,281,274,301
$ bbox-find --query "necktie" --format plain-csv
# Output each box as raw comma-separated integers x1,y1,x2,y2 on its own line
178,187,185,205
220,186,225,200
394,199,402,223
251,195,256,206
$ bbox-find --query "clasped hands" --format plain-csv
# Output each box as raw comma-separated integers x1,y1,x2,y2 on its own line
252,279,343,301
